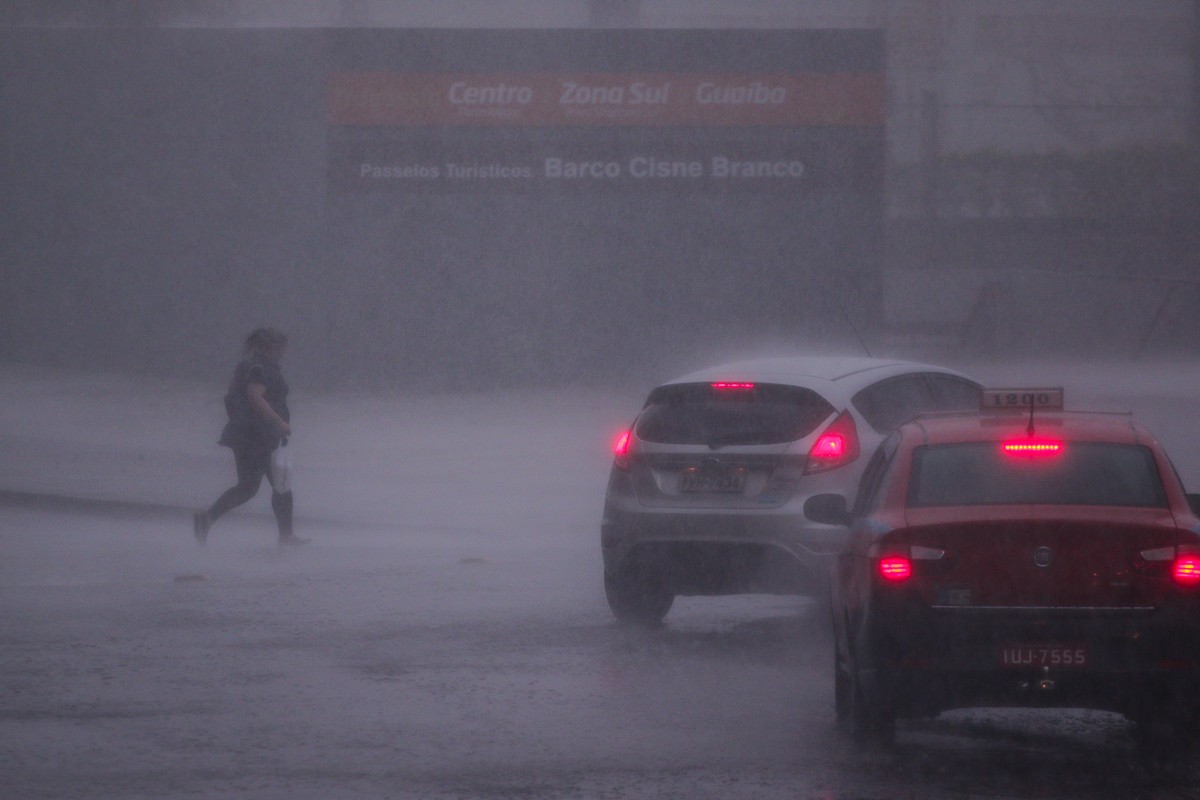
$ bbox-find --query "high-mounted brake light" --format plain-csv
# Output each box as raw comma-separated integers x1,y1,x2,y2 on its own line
878,556,913,582
1001,438,1064,457
613,430,632,471
711,382,755,391
805,410,860,474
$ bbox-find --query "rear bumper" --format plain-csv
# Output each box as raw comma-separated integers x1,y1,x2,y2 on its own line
864,666,1200,720
859,602,1200,718
601,504,845,596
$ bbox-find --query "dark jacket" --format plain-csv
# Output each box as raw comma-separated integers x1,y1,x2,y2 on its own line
219,354,289,453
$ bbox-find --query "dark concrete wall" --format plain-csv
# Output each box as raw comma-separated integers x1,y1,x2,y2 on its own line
1,29,885,388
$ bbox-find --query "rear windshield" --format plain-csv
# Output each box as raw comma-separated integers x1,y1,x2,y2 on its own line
636,383,835,447
908,442,1168,508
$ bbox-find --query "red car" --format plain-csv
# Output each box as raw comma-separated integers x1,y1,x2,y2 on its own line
814,392,1200,748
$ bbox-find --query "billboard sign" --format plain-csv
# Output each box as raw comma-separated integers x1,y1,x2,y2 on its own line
326,30,884,194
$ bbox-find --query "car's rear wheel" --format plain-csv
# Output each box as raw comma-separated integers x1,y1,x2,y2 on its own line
1132,705,1198,762
849,673,894,747
837,646,894,747
604,571,674,624
834,650,851,724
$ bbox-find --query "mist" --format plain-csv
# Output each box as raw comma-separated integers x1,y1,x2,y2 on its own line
3,2,1200,798
3,2,1193,391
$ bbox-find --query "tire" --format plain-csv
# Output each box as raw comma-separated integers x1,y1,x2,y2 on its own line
604,571,674,625
837,646,894,747
849,673,895,747
834,649,851,726
1133,707,1196,763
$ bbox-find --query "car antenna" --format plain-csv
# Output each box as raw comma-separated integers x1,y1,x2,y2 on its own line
834,294,871,357
818,279,871,357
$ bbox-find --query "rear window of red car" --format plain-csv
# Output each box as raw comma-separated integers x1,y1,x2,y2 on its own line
636,383,834,446
908,442,1168,508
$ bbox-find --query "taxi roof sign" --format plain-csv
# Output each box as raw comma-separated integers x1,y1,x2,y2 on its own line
981,388,1064,411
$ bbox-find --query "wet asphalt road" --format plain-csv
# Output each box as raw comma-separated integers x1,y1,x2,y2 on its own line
5,361,1200,798
3,504,1199,800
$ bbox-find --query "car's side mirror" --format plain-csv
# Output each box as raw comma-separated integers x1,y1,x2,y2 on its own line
1187,493,1200,517
804,493,850,526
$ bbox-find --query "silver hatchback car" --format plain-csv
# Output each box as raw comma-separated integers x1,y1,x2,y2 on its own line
601,356,980,623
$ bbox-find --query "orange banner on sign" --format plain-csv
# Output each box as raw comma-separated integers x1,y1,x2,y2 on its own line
328,72,884,127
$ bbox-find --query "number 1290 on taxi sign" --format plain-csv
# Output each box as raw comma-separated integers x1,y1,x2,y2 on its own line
981,387,1064,410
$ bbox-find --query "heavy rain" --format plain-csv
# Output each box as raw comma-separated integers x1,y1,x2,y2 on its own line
2,2,1200,798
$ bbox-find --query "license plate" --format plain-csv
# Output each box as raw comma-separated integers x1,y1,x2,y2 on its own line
680,466,747,493
999,644,1088,668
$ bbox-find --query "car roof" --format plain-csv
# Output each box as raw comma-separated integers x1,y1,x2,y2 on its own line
902,411,1152,447
660,356,975,390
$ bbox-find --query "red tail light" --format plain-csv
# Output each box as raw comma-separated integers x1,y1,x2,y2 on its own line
1174,556,1200,585
613,430,632,471
1135,546,1200,585
711,382,755,391
805,410,860,474
878,556,913,582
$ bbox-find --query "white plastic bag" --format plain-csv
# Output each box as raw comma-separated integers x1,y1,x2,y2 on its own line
270,443,293,493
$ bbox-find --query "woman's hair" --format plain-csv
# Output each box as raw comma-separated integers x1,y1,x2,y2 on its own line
244,327,288,356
